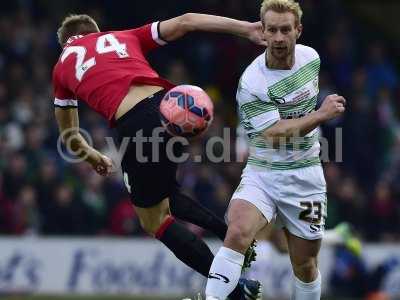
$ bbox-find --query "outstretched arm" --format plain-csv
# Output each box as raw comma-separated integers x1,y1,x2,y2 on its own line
159,13,267,46
55,107,113,176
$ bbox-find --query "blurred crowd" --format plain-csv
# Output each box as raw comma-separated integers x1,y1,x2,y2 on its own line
0,0,399,241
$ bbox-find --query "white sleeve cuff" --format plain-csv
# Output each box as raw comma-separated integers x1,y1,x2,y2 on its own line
151,22,168,46
54,98,78,108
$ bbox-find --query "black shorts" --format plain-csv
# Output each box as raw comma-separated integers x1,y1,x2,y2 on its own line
115,90,182,208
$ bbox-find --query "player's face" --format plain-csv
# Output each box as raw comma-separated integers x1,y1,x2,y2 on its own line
262,11,302,61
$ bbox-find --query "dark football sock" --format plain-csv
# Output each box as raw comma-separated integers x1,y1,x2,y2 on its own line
156,216,214,277
155,216,243,300
169,192,227,241
229,285,243,300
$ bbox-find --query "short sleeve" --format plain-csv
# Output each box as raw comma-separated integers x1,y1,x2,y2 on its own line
53,70,78,108
237,78,280,133
130,22,167,53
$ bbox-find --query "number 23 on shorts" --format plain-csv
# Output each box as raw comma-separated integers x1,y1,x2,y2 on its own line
298,197,327,224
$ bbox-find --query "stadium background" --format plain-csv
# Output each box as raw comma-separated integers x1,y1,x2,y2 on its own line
0,0,399,299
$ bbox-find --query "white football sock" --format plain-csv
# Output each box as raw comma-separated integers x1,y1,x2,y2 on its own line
205,247,244,300
293,270,321,300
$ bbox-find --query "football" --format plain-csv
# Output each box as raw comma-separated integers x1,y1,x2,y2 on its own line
159,85,214,137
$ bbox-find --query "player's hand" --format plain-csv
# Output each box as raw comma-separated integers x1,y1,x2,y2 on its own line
247,21,268,47
90,153,114,176
317,94,346,121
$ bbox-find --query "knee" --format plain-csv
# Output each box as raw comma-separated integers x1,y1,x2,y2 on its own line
224,222,255,253
292,258,318,282
139,214,170,237
139,218,159,236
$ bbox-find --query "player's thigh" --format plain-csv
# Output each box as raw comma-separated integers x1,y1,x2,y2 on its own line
134,197,171,235
227,172,276,248
225,199,268,251
227,199,268,234
284,228,321,264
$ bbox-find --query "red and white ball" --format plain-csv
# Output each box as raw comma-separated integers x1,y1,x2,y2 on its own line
159,85,214,137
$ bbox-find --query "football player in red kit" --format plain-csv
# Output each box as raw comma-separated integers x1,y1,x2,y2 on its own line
53,14,266,299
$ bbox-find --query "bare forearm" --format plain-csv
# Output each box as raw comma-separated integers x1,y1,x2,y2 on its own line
59,131,113,176
55,107,103,167
183,13,250,37
262,111,324,144
260,94,346,147
161,13,251,42
64,133,99,164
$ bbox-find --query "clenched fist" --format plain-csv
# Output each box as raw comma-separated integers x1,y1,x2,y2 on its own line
317,94,346,121
90,153,114,176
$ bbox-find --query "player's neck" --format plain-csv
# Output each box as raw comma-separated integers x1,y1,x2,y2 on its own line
265,51,295,70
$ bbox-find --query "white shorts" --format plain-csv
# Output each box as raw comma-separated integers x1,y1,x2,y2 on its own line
231,164,327,240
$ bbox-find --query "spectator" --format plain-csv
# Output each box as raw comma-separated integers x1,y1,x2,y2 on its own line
108,198,142,236
367,182,399,241
13,184,40,235
42,184,87,235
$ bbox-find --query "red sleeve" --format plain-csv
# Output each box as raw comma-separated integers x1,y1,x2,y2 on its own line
52,67,78,108
129,22,167,53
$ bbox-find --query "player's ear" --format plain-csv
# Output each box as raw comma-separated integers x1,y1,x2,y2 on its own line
296,24,303,40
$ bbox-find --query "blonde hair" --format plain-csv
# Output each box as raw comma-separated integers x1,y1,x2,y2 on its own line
57,14,100,46
260,0,303,26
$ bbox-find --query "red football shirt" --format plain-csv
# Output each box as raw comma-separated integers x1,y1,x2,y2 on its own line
52,22,175,126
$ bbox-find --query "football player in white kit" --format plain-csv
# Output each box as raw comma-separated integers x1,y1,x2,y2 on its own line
205,1,346,299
